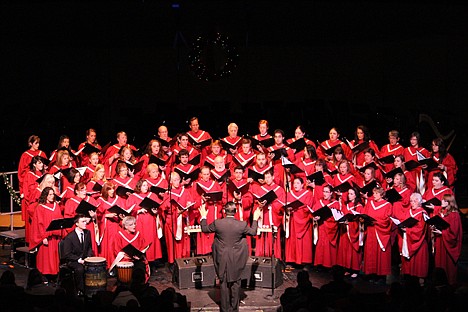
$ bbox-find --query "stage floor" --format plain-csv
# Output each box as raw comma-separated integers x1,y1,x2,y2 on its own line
1,236,468,311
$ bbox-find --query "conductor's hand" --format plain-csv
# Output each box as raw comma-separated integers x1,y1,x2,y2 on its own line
253,208,262,221
198,202,208,218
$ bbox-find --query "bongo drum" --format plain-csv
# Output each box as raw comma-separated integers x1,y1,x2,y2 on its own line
84,257,107,295
116,261,134,284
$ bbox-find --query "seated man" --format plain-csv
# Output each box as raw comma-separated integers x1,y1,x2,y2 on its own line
61,214,94,295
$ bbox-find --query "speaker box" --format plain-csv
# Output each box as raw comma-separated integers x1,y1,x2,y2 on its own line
242,256,283,289
173,256,216,289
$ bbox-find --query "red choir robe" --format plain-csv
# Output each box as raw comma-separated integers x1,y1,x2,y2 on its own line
126,192,164,262
284,188,314,264
390,185,412,249
425,153,458,190
138,153,170,180
422,187,453,217
81,163,97,184
174,163,200,189
86,180,105,200
193,179,225,255
21,170,43,243
170,144,201,171
310,172,334,202
350,139,380,167
203,150,232,169
221,136,243,153
293,158,316,181
210,168,231,193
400,207,429,278
433,209,463,285
379,143,404,173
362,198,393,275
403,146,430,193
63,195,99,256
96,195,128,268
49,148,78,168
102,143,137,165
230,150,256,177
113,229,150,282
187,130,212,159
286,137,316,160
76,141,102,167
29,202,63,275
18,149,47,195
251,183,285,259
60,184,76,205
267,144,296,165
333,172,356,201
336,201,364,271
312,198,341,268
112,176,138,193
145,176,169,198
48,163,74,193
227,177,254,253
161,186,193,263
317,139,352,161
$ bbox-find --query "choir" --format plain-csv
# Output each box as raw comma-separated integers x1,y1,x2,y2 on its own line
17,121,462,285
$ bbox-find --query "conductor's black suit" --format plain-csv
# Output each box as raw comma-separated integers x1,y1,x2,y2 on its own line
61,229,94,292
201,215,258,312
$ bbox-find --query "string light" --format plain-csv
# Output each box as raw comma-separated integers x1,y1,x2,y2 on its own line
2,174,21,206
189,33,239,82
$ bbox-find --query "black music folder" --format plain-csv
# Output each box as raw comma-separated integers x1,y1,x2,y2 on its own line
287,138,307,152
108,205,132,216
426,215,450,230
253,190,278,204
306,171,325,186
312,206,333,220
75,201,97,216
385,188,403,204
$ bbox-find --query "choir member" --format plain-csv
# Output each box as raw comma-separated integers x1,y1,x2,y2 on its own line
171,133,201,169
307,159,334,202
425,138,458,191
63,183,99,255
48,150,73,193
49,135,77,167
286,125,316,160
267,129,295,165
385,155,417,193
211,156,231,190
145,163,168,199
349,125,379,167
379,130,404,173
113,216,150,282
18,135,47,196
103,131,137,165
193,166,225,255
333,160,356,201
81,152,100,183
96,182,127,268
230,138,256,176
157,125,173,155
294,145,318,181
187,117,212,159
161,172,193,264
390,173,412,220
336,187,364,277
27,174,59,230
327,146,351,175
423,172,453,216
76,128,102,168
86,164,107,199
251,169,285,259
60,168,82,204
284,177,314,265
312,184,341,269
106,145,137,179
400,193,429,281
403,132,430,193
139,139,168,179
432,194,463,285
22,156,46,243
362,187,393,283
29,187,63,277
204,140,232,169
127,179,163,264
252,119,273,152
221,122,243,154
112,161,138,192
317,127,352,161
174,149,200,188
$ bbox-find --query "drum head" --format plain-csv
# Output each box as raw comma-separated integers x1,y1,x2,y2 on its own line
85,256,106,263
117,261,134,268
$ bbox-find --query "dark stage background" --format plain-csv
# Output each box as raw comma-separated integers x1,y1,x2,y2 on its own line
1,0,467,208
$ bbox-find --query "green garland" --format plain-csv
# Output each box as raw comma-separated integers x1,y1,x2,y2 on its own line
189,33,239,81
2,173,21,207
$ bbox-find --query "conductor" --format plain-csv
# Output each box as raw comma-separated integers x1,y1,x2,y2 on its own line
199,201,261,312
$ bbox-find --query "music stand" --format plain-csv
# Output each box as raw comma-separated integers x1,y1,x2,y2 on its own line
46,218,75,238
